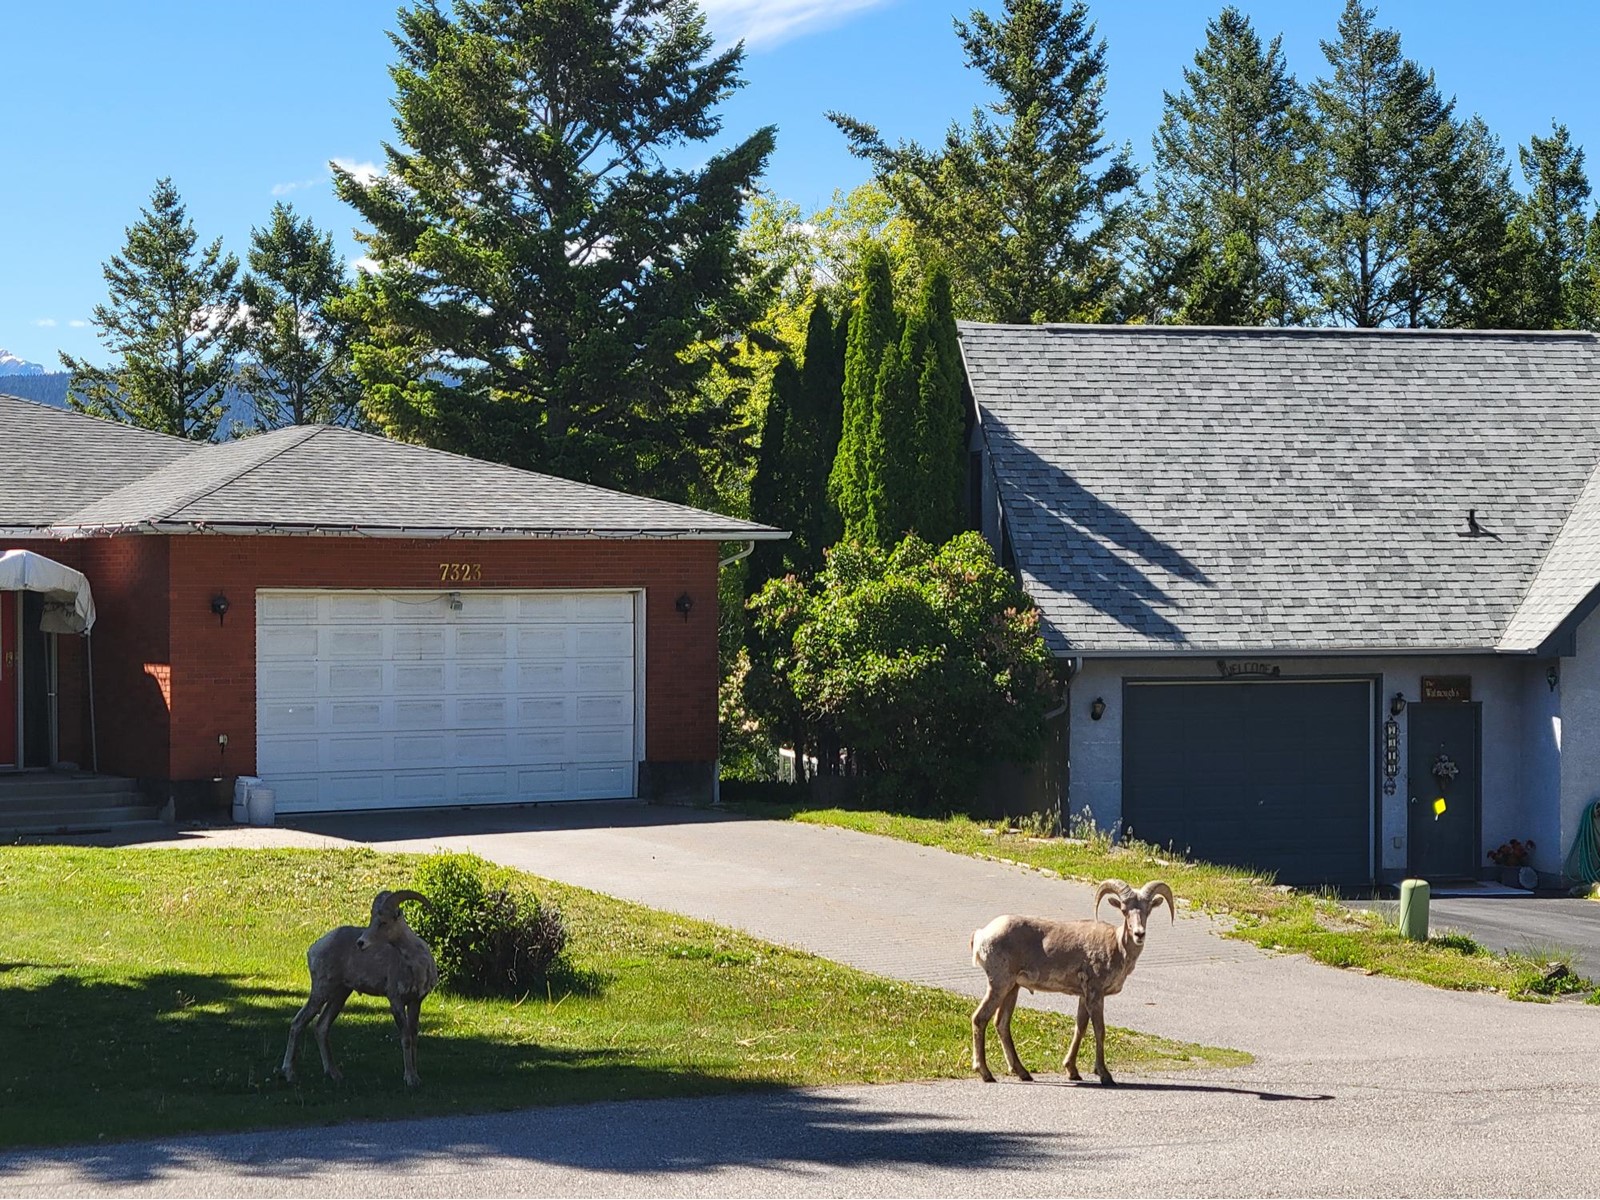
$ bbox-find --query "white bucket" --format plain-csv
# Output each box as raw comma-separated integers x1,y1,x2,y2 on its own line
233,776,263,824
247,787,276,828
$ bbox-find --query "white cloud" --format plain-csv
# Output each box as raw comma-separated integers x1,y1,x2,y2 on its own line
332,158,384,187
68,319,89,328
270,177,321,197
698,0,891,48
33,318,56,328
352,256,381,275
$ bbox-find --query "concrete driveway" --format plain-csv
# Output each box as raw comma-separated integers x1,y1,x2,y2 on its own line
4,803,1599,1197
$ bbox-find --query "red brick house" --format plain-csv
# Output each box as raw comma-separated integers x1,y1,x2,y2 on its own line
1,394,781,817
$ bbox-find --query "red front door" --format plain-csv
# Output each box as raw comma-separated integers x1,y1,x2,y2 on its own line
0,592,16,767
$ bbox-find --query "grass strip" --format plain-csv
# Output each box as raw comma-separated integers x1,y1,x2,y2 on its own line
726,794,1591,1002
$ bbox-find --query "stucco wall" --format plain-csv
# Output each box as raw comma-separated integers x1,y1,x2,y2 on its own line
1558,607,1600,874
1068,654,1549,878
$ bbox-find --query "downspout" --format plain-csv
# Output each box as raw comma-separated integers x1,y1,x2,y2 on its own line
718,541,756,569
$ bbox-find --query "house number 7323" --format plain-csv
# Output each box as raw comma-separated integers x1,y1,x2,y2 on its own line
439,562,483,582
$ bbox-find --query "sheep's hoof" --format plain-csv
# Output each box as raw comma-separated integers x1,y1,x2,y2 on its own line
1098,1073,1117,1087
324,1068,344,1084
1064,1065,1082,1081
1013,1067,1033,1083
976,1066,996,1083
279,1067,297,1084
405,1075,421,1089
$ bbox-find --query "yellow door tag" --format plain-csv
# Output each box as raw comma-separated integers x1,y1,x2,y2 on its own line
1433,797,1448,817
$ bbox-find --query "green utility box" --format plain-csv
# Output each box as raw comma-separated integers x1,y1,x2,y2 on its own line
1398,878,1430,941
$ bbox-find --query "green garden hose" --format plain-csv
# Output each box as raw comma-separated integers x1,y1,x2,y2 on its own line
1564,800,1600,882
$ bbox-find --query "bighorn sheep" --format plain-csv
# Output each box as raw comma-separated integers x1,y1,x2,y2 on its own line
970,878,1173,1085
281,889,438,1087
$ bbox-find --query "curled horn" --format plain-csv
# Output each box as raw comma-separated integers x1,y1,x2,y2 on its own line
1094,878,1132,920
1140,880,1176,923
388,889,431,911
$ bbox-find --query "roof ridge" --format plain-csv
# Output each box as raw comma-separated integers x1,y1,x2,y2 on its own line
150,425,325,523
955,322,1600,340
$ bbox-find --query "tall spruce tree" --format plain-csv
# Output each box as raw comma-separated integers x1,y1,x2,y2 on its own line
61,178,242,440
238,204,359,429
337,0,774,500
1514,124,1595,328
1300,0,1458,327
1140,7,1310,324
830,0,1136,323
830,245,898,540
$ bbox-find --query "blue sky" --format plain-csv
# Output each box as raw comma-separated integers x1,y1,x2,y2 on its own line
4,0,1599,366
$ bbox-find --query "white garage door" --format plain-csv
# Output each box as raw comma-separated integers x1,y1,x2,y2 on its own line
256,589,639,814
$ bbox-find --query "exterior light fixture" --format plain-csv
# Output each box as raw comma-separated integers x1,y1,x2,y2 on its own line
447,592,464,611
210,592,230,625
1390,692,1407,717
1548,663,1560,692
675,593,694,621
1089,697,1106,721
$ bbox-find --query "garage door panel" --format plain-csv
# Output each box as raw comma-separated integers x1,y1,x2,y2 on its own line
1123,680,1372,887
259,589,639,813
260,626,319,660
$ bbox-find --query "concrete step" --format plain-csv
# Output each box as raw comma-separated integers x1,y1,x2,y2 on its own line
0,781,145,815
0,774,143,800
6,817,171,841
0,803,160,832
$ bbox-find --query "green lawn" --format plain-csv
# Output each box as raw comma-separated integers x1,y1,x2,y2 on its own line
0,846,1245,1149
725,795,1592,1002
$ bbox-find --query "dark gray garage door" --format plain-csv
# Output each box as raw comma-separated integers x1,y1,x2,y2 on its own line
1122,680,1373,887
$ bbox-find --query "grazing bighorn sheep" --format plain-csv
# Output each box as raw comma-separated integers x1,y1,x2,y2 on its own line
281,889,438,1087
970,878,1174,1085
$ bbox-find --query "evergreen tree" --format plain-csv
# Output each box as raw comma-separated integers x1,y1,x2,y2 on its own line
337,0,774,500
829,245,898,539
906,266,967,543
60,178,241,440
1300,0,1458,327
1515,124,1595,328
782,299,845,575
1439,117,1522,328
1141,7,1310,324
746,356,799,591
830,0,1136,323
238,203,359,429
863,340,919,548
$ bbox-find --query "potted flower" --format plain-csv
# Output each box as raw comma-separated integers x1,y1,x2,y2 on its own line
1487,839,1537,888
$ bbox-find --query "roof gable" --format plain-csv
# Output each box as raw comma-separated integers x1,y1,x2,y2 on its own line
959,323,1600,655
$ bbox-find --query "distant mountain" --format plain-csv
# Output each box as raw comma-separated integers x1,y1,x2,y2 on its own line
0,349,46,376
0,371,257,437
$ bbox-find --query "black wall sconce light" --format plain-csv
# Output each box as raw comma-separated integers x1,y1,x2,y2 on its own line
675,592,694,621
210,592,231,626
1089,697,1106,721
1548,663,1560,692
1390,692,1407,717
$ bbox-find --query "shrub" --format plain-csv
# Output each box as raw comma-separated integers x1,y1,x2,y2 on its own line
746,532,1055,807
409,853,569,997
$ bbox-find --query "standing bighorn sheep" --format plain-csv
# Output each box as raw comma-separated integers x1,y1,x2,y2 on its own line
281,889,438,1087
970,878,1173,1085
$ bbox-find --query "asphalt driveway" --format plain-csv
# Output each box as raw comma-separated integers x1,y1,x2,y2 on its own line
1397,896,1600,978
5,803,1600,1197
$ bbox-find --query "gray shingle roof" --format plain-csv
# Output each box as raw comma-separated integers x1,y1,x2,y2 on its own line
0,393,192,529
5,396,781,541
958,323,1600,656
